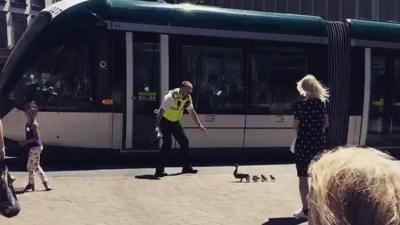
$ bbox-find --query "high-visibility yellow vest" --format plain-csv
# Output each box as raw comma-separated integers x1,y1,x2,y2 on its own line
163,88,192,122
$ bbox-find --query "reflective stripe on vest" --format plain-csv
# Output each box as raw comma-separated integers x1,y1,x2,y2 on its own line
163,88,191,122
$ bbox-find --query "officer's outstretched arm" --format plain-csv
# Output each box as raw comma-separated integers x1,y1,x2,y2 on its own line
188,109,207,135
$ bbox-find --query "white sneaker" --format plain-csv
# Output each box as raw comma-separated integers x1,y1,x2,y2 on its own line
293,208,308,219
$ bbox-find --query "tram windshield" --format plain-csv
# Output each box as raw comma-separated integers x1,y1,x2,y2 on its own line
9,30,94,110
9,27,97,109
3,5,107,111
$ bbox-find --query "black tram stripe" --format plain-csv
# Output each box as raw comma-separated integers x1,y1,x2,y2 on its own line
326,22,351,148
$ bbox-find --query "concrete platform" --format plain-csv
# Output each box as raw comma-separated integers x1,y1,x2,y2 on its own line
3,164,308,225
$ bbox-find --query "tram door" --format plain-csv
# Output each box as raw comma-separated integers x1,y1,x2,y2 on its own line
366,54,400,147
125,33,160,150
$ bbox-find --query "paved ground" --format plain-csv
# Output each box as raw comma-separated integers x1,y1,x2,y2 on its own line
2,164,308,225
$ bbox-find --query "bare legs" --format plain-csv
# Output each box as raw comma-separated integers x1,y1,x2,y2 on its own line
299,176,309,210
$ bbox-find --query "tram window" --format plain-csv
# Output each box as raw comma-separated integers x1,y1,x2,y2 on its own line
254,1,263,11
0,14,6,48
342,0,356,20
327,0,340,20
392,58,400,135
249,47,307,115
358,0,371,19
9,31,97,111
243,1,253,10
10,0,26,7
315,0,326,18
276,0,288,13
181,45,244,114
31,0,45,7
369,56,386,116
11,0,25,3
379,0,396,22
300,0,313,15
11,14,27,45
265,0,275,12
132,42,160,114
232,1,243,9
288,1,300,14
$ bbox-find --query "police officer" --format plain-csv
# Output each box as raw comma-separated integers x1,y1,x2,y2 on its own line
154,81,207,177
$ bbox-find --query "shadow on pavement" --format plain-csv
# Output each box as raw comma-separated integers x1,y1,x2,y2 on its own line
262,217,307,225
13,186,52,194
14,187,25,195
134,175,160,180
134,172,185,180
230,180,251,183
165,172,183,176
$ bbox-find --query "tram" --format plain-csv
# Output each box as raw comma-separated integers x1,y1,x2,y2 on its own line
0,0,399,154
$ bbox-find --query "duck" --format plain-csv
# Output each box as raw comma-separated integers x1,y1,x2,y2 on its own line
233,164,250,182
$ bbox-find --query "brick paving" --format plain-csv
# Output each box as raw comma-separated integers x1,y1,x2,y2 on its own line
2,165,308,225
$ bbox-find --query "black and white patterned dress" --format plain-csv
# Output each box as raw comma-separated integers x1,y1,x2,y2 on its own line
292,98,327,177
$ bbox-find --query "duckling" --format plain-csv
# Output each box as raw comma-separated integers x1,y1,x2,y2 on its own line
252,175,260,182
270,175,276,182
233,164,250,182
261,174,268,182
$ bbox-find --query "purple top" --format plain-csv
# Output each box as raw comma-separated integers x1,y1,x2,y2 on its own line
25,122,42,148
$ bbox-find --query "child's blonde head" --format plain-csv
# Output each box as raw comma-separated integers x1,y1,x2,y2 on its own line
308,147,400,225
297,74,329,102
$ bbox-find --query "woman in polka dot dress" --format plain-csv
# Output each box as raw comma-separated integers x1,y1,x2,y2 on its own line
292,74,329,220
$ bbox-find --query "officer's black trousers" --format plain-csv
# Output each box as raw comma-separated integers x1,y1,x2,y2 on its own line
156,118,191,173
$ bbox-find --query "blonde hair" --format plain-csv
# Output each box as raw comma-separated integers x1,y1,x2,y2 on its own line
308,147,400,225
297,74,329,102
